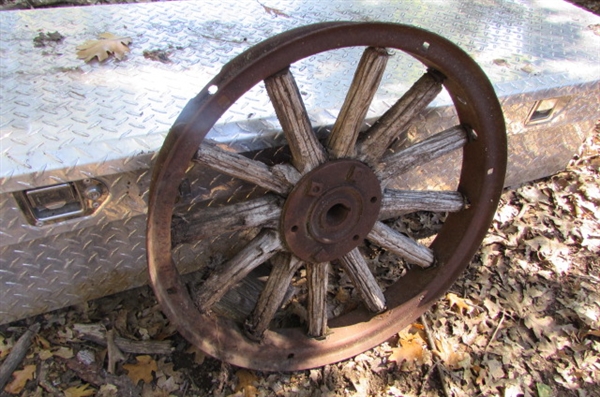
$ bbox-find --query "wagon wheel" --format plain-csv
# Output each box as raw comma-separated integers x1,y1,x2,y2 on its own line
147,22,506,371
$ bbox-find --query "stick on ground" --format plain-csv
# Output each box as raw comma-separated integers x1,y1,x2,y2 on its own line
0,323,41,390
421,314,452,397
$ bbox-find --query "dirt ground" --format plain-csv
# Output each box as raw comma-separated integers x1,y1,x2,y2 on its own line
1,1,599,396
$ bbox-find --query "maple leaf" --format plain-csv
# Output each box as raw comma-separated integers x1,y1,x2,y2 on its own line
64,384,96,397
123,355,158,385
4,364,36,394
76,33,132,62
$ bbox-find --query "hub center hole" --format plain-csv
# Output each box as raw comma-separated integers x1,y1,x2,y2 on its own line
326,203,350,227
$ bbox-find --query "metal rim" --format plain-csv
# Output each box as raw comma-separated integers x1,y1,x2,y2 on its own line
147,21,506,371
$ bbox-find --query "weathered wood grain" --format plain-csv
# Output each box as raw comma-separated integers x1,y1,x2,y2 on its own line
194,141,292,195
379,189,465,220
376,125,468,187
172,195,282,245
246,253,303,340
327,47,389,159
265,69,326,173
338,248,386,313
358,71,443,163
368,221,434,268
307,262,329,337
194,229,283,312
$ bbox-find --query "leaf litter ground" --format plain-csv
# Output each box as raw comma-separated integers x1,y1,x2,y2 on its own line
0,1,599,396
2,131,598,397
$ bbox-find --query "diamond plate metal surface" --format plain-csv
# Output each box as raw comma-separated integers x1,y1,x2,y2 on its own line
1,0,599,323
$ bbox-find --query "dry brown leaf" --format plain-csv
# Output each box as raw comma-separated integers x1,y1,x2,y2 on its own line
446,292,474,315
38,349,53,360
76,33,132,62
235,369,258,397
524,313,555,339
185,344,206,365
53,346,74,359
35,334,51,350
585,329,600,338
4,364,36,394
64,384,96,397
434,338,468,370
123,355,158,385
0,335,13,359
388,332,426,366
261,4,290,18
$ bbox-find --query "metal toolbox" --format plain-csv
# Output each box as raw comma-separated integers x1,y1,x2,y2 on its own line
1,0,598,325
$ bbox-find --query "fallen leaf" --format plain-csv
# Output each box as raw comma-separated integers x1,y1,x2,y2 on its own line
53,346,74,359
235,369,258,397
536,383,553,397
0,335,13,359
4,364,36,394
33,31,64,48
38,349,53,360
585,329,600,338
97,384,118,397
388,332,426,366
123,355,158,385
446,292,474,315
76,33,131,62
261,4,290,18
484,358,505,380
185,344,206,365
64,384,96,397
524,313,555,339
435,338,468,370
35,334,51,350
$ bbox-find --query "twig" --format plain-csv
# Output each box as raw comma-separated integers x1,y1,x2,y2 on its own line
484,311,506,352
420,314,451,397
0,323,40,390
73,323,173,355
106,329,126,374
418,361,438,395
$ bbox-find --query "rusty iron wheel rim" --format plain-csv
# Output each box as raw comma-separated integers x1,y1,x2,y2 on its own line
147,22,507,371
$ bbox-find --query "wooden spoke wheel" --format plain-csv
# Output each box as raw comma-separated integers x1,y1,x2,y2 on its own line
147,22,506,371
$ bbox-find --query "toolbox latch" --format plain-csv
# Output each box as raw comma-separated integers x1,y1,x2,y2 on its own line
526,97,570,125
14,179,109,226
25,183,83,221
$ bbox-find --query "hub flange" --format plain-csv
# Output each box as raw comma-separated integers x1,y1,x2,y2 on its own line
281,160,382,262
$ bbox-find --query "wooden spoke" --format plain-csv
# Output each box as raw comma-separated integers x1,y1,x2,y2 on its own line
379,190,465,220
245,253,303,341
338,248,386,313
375,125,468,187
194,229,283,312
368,221,434,268
265,69,326,174
172,195,283,245
357,71,443,163
307,262,329,337
194,141,292,195
327,47,389,159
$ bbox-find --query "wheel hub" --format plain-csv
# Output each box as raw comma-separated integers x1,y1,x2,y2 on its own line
282,160,382,262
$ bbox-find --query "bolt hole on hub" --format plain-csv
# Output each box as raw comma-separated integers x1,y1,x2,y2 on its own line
147,22,506,371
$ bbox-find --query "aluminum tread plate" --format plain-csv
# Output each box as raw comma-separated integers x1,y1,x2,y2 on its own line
1,0,599,323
